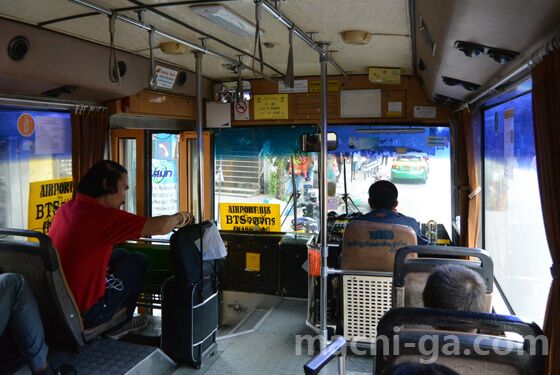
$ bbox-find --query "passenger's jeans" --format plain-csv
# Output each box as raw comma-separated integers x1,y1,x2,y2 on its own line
81,248,147,329
0,273,48,372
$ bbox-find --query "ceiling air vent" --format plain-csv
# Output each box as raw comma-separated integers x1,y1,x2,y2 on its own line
42,85,77,98
419,16,436,56
442,76,481,91
434,94,461,108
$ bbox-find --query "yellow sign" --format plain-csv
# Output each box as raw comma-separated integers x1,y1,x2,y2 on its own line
368,68,401,85
246,252,260,272
220,203,281,232
309,80,340,92
254,94,289,120
28,177,73,235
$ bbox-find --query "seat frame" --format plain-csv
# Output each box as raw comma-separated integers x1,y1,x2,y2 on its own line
392,245,494,311
0,228,126,350
375,307,546,375
339,221,417,346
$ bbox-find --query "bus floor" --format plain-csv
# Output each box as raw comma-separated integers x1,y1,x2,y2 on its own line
12,298,372,375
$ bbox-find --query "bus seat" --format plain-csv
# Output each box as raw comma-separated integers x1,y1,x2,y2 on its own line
340,221,417,272
393,246,494,312
339,221,417,345
375,307,545,375
0,228,126,350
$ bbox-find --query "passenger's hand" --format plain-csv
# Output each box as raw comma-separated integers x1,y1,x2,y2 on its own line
176,211,195,227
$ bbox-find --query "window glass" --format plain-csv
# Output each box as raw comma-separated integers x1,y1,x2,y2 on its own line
329,125,451,232
214,126,315,232
0,109,72,230
483,80,551,326
214,125,451,236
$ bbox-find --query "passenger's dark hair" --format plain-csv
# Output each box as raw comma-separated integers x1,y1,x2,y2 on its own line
381,362,460,375
77,160,127,198
423,264,486,312
368,180,398,210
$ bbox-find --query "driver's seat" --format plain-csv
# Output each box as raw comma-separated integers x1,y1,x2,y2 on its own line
341,221,417,272
339,220,417,345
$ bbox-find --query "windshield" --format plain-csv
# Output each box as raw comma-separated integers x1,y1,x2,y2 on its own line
213,125,451,235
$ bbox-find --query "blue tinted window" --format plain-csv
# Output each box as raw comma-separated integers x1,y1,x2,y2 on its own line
483,82,550,326
0,109,72,229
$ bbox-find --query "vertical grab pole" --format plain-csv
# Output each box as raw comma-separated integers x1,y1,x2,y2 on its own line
318,41,330,350
195,51,205,222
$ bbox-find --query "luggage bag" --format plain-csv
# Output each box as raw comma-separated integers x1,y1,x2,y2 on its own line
161,221,220,368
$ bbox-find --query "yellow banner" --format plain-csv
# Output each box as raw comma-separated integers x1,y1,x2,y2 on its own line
28,177,73,235
309,80,339,92
220,203,281,232
254,94,289,120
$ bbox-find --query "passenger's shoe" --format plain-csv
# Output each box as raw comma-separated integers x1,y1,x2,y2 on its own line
105,315,148,340
50,364,77,375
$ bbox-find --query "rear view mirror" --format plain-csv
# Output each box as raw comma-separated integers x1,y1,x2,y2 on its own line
213,81,253,103
300,132,338,152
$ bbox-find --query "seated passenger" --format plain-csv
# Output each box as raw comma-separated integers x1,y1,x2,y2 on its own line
49,160,195,340
354,180,428,245
423,264,486,332
422,264,486,312
0,273,76,375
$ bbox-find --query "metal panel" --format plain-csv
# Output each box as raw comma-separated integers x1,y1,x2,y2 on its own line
343,275,392,344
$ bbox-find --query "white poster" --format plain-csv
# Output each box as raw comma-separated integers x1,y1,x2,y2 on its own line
154,66,177,89
35,116,71,155
151,159,178,216
234,101,250,120
278,80,308,93
414,106,437,118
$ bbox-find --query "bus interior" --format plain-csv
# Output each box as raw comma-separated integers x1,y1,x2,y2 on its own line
1,0,559,374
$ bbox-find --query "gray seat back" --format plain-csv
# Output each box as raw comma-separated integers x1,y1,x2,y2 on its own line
0,228,84,347
375,307,546,375
0,228,127,348
393,245,494,311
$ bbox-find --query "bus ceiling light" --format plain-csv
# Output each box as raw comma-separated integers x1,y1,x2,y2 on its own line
340,30,372,45
191,4,263,39
159,42,188,55
355,128,425,134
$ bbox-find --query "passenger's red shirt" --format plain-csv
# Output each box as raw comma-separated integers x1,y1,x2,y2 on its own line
49,193,148,311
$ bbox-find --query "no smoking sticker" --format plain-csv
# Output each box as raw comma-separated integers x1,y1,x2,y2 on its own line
234,101,249,121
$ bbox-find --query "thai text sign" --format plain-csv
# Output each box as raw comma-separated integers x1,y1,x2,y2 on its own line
220,203,281,232
28,177,73,234
254,94,288,120
344,229,409,254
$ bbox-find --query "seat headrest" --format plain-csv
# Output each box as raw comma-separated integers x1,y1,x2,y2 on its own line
341,221,417,272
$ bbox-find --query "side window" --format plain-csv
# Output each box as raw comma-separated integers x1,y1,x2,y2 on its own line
0,109,72,230
483,79,551,326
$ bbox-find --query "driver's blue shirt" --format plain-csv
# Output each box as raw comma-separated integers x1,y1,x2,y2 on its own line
354,208,429,245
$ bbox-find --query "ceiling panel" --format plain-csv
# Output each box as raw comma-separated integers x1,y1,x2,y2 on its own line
0,0,413,81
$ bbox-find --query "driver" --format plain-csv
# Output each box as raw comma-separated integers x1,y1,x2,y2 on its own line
354,180,428,245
